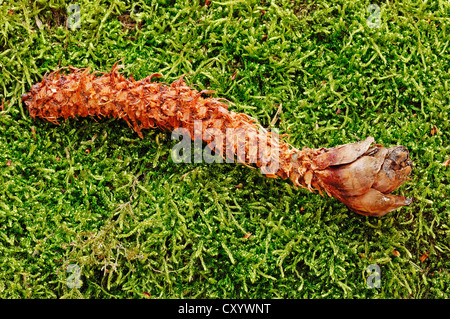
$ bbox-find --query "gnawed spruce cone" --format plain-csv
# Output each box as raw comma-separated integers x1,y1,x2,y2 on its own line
22,63,413,217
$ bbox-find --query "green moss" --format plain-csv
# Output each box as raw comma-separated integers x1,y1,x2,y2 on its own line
0,0,448,299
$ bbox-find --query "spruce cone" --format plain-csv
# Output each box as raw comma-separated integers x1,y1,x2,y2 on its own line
22,62,413,217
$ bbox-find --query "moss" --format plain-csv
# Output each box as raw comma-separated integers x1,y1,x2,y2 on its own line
0,0,448,298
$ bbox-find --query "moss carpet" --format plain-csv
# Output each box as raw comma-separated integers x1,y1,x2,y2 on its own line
0,0,448,298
